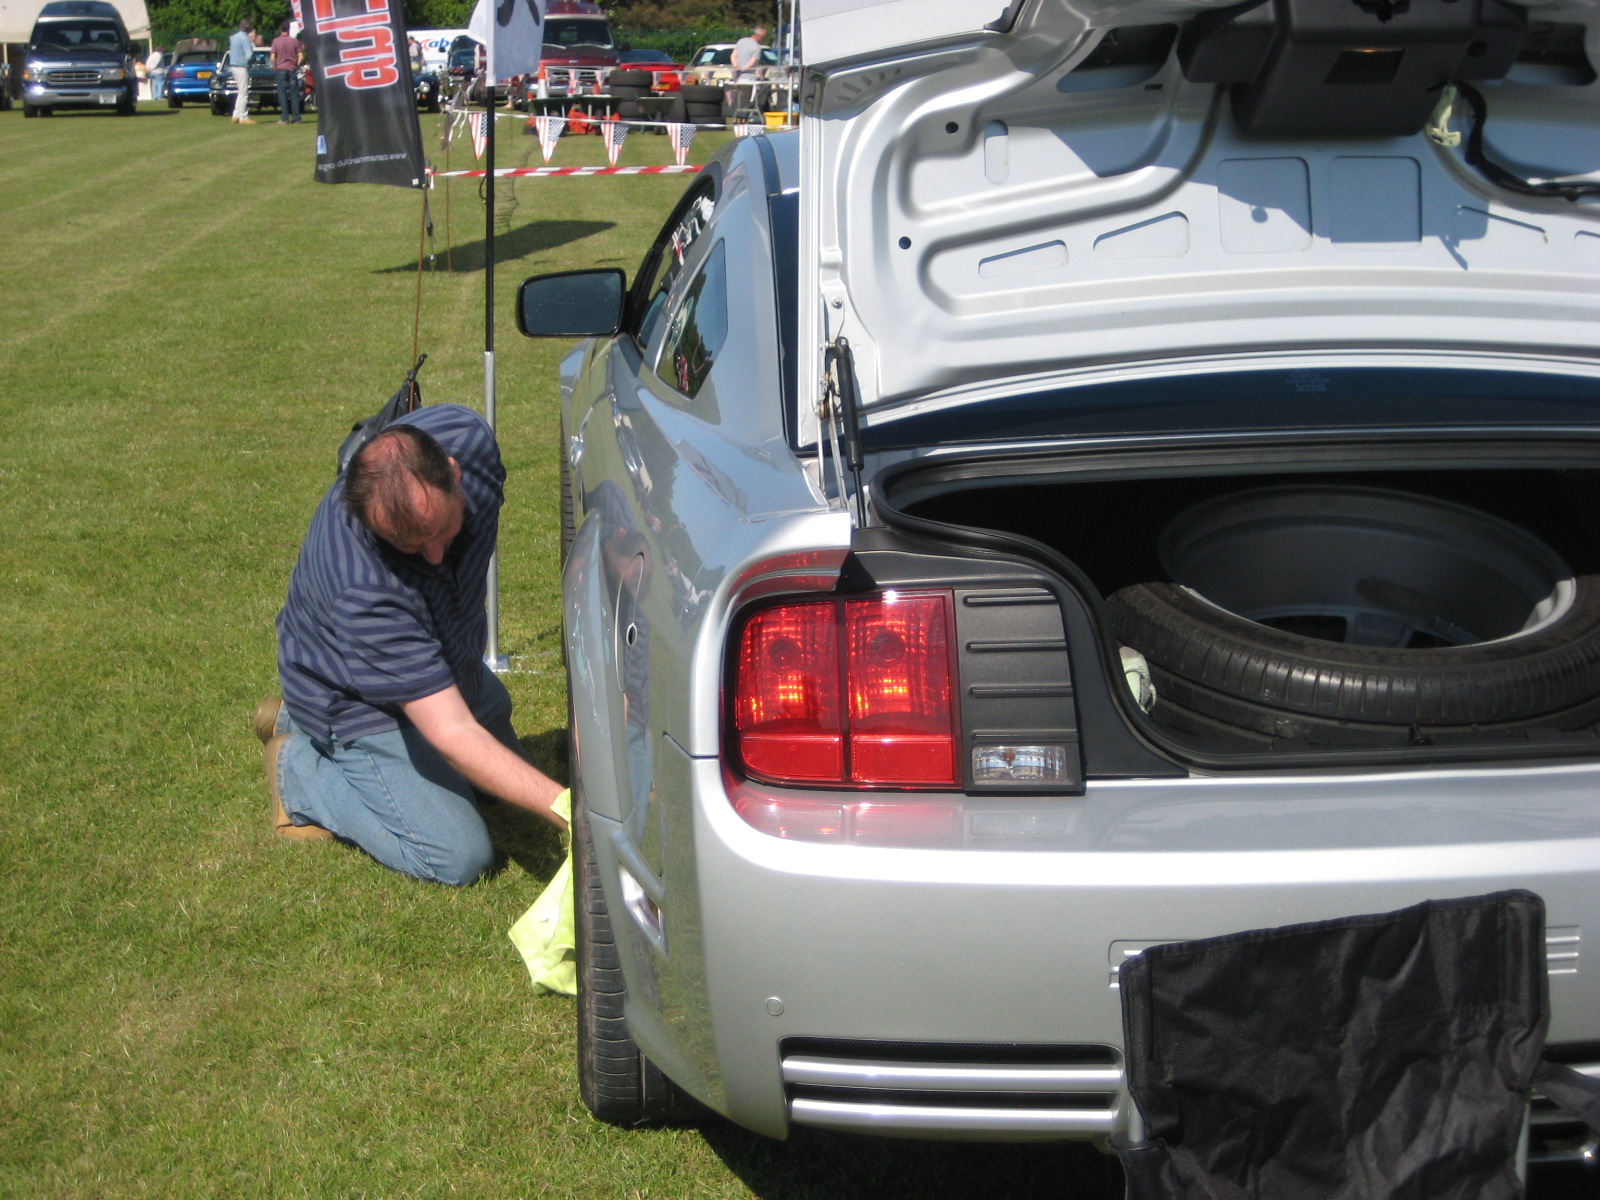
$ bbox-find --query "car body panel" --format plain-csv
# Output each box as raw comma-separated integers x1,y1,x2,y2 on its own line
523,0,1600,1149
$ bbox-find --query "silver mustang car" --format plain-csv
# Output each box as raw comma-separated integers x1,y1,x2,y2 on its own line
517,0,1600,1161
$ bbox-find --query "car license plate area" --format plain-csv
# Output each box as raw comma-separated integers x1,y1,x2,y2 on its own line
97,93,117,104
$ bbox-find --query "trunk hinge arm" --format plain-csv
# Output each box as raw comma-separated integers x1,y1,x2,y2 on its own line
821,338,870,527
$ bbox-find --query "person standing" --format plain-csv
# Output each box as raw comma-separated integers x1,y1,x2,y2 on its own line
228,18,255,124
729,25,767,116
271,21,303,124
731,25,767,80
145,44,165,100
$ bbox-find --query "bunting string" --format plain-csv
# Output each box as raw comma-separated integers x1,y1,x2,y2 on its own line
429,164,705,179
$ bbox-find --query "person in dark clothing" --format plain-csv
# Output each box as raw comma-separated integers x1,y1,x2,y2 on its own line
270,21,303,124
255,405,565,885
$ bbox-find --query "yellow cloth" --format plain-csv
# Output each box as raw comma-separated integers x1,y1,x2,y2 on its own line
508,789,575,996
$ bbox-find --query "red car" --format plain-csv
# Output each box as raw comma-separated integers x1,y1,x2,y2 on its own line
616,48,682,93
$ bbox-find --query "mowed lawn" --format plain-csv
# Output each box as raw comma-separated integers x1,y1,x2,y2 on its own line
2,100,1595,1200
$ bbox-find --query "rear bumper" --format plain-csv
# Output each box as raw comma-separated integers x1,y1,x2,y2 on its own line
611,746,1600,1142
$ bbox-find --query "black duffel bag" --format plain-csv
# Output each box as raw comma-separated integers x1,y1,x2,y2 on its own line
336,354,427,476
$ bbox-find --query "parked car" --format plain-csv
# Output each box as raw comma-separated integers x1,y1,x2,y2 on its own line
446,34,482,102
163,49,219,107
682,42,781,86
414,65,442,112
515,0,1600,1164
617,48,683,94
19,0,138,117
528,0,620,97
209,48,277,116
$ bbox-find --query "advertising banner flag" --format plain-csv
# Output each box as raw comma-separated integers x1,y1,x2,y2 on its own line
534,114,566,162
469,111,488,160
467,0,546,84
667,122,697,167
602,117,628,166
303,0,426,187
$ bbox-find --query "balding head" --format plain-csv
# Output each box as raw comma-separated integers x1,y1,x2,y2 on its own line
342,426,465,563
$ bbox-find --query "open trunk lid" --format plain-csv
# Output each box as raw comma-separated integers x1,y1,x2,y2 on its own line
796,0,1600,446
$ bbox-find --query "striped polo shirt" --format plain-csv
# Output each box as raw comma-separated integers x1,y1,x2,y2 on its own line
276,405,505,743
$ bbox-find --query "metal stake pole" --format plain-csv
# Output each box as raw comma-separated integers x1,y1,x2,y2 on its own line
482,20,507,673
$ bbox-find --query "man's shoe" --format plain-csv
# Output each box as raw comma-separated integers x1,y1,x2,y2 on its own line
265,733,334,842
238,117,256,125
251,695,282,744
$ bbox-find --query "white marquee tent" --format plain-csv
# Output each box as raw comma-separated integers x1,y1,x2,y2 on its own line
0,0,150,43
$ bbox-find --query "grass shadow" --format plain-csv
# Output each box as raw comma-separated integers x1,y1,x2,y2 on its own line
380,219,614,273
479,725,570,879
699,1123,1127,1200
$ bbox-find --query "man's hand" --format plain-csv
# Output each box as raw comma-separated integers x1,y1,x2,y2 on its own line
403,685,568,831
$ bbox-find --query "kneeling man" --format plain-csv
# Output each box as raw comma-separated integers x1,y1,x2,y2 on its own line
257,404,566,885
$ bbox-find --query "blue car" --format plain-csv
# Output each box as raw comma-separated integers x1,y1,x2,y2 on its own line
162,49,217,107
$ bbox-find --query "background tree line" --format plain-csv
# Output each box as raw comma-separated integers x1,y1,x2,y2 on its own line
147,0,782,47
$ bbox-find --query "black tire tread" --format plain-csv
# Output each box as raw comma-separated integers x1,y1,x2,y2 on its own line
1110,577,1600,730
574,792,699,1125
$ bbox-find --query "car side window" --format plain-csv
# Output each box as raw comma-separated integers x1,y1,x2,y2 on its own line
653,242,728,401
630,181,717,353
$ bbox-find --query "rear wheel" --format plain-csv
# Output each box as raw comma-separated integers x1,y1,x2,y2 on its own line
573,791,699,1126
168,94,182,108
211,98,227,115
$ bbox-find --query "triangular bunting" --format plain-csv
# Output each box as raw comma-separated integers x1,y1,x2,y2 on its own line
602,118,628,166
534,114,566,163
667,122,697,167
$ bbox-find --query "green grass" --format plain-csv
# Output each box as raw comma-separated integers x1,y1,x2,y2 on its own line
0,100,1131,1200
6,100,1592,1200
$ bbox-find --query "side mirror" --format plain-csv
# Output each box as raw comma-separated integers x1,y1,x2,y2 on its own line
516,269,626,338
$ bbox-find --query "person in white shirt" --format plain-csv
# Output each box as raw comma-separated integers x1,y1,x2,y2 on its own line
228,19,255,123
146,46,165,99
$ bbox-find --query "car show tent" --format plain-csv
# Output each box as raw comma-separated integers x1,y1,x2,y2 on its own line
0,0,150,42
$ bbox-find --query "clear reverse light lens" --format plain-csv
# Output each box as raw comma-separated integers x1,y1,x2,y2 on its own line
972,744,1072,784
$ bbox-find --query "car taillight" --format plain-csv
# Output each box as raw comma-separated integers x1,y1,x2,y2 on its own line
732,591,958,789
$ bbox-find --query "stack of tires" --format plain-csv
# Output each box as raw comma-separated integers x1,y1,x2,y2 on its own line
676,83,725,125
605,69,651,120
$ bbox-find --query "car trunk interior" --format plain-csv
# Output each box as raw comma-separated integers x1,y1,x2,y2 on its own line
881,436,1600,765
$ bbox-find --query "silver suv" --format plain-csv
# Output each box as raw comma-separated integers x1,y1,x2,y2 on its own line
517,0,1600,1165
21,0,138,118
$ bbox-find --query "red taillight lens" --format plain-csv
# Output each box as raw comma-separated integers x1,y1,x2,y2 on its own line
733,592,958,789
733,602,843,781
845,594,957,785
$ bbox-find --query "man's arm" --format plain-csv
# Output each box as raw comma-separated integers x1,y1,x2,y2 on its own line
403,685,569,831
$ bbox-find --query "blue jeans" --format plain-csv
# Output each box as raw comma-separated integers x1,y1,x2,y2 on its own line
275,68,301,121
272,665,521,885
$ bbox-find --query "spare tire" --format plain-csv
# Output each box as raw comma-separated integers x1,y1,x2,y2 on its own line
679,84,725,105
1107,486,1600,746
607,69,652,89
